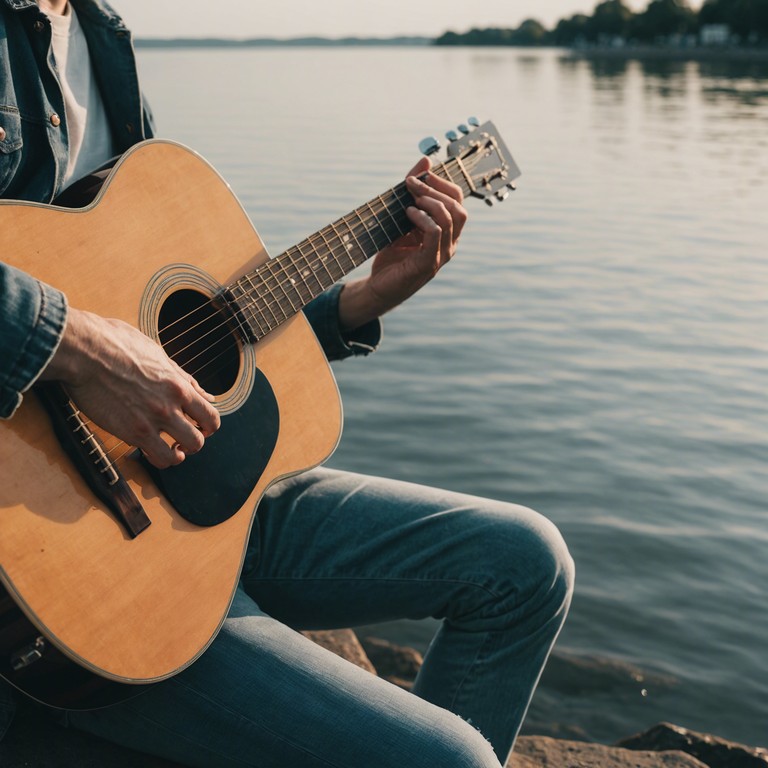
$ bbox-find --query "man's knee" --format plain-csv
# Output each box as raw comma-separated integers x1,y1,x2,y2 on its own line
471,502,575,623
414,711,502,768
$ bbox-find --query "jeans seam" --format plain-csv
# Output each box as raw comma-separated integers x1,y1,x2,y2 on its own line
243,575,505,602
446,628,495,715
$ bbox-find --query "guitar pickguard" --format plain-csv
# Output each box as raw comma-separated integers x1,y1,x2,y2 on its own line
145,366,280,527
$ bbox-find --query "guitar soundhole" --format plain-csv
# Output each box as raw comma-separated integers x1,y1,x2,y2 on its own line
158,289,240,395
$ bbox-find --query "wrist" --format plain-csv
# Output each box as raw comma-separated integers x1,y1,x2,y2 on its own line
337,278,388,332
41,307,95,384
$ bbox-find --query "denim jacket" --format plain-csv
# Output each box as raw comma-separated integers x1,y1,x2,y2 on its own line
0,0,380,420
0,0,379,733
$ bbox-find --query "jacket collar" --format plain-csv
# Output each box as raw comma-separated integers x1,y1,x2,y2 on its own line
1,0,38,9
1,0,126,30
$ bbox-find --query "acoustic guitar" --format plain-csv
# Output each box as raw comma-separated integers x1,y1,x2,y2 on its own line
0,120,519,708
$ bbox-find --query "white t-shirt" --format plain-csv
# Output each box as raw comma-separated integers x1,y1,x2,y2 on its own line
47,3,114,188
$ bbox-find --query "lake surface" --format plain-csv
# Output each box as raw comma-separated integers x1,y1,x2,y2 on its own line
136,46,768,747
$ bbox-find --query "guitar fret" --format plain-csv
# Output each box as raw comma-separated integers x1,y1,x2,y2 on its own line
295,240,330,293
267,258,300,314
329,220,362,271
293,242,321,293
307,232,337,286
241,275,273,336
317,226,346,281
256,268,286,327
352,208,379,254
339,212,368,266
378,193,406,238
284,247,315,303
366,202,391,251
363,202,391,251
392,184,411,213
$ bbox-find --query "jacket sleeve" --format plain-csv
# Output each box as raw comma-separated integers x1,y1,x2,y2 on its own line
302,284,382,363
0,262,67,419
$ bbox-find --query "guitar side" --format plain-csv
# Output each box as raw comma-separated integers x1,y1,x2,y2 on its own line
0,141,342,694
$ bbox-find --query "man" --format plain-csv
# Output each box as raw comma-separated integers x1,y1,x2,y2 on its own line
0,1,575,765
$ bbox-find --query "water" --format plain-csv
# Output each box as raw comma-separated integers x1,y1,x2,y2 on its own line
135,46,768,747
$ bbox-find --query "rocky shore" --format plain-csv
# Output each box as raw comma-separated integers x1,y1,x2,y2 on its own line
1,629,765,767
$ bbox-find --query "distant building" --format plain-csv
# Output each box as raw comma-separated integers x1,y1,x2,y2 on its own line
700,24,730,46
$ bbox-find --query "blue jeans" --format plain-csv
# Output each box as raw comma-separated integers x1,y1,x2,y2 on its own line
66,468,574,767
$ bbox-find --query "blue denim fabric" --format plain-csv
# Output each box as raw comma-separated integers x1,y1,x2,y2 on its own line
0,0,151,204
64,468,574,767
0,263,67,417
0,0,380,419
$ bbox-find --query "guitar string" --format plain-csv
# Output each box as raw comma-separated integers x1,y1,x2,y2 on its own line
155,152,478,357
89,192,417,468
171,184,415,373
86,155,480,467
147,158,475,393
93,182,416,460
151,155,470,355
96,192,419,467
95,185,421,467
86,155,483,467
81,152,487,468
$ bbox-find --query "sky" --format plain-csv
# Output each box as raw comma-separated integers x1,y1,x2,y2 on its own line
117,0,703,40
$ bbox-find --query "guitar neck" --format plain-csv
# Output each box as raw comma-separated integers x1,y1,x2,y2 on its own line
224,157,471,342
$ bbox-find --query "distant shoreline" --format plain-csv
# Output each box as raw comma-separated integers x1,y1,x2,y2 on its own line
134,38,768,63
134,36,432,48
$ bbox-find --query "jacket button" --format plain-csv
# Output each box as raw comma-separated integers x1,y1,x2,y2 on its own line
33,20,45,32
50,113,61,127
0,127,6,142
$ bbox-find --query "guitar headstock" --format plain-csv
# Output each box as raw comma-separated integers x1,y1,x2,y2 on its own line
426,119,521,206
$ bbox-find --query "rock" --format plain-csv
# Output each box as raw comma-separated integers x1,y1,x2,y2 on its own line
510,735,709,768
617,723,768,768
301,628,377,674
359,635,423,690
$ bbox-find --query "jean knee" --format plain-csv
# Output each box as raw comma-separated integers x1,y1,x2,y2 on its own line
422,712,502,768
481,503,575,617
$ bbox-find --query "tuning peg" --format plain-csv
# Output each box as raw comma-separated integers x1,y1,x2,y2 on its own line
495,189,509,202
468,116,480,127
484,197,494,207
458,124,470,135
418,136,441,156
445,129,459,142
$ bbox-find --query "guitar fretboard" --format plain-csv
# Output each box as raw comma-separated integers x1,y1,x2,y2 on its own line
225,156,471,342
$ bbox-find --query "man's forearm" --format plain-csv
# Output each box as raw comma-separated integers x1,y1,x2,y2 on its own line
0,262,67,419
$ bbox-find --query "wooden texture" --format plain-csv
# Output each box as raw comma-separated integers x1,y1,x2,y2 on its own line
0,141,342,685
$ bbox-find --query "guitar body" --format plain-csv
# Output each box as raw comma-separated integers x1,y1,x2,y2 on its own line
0,141,342,704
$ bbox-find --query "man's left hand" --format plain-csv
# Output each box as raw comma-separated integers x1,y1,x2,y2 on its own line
337,156,467,331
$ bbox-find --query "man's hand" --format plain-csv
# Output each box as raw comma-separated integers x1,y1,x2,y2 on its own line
42,308,221,468
338,156,467,331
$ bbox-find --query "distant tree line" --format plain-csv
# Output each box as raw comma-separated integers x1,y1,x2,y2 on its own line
434,0,768,47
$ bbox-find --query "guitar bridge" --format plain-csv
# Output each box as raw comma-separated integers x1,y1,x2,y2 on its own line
34,382,151,539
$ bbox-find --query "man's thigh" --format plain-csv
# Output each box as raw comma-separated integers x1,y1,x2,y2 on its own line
67,588,498,768
244,467,564,632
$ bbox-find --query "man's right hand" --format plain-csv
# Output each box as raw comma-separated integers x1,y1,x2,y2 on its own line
42,307,221,468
